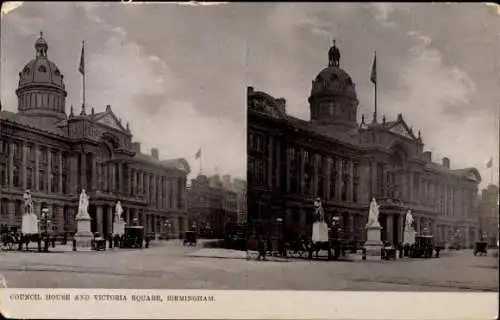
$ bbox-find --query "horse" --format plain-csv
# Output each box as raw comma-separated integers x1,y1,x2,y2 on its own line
18,233,43,252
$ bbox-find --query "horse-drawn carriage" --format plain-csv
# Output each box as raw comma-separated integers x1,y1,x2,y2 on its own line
473,241,488,256
411,235,435,258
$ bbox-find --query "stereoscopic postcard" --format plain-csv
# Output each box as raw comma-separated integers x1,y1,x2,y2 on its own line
0,2,498,319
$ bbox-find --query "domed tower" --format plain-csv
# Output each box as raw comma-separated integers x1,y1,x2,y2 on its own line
15,32,67,120
308,40,359,131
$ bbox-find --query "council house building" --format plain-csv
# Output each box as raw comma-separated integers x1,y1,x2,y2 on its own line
247,42,482,248
0,33,190,238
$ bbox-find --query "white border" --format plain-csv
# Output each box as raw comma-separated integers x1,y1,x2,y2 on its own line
1,289,498,319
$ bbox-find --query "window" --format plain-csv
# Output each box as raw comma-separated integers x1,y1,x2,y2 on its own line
38,65,47,73
329,157,337,200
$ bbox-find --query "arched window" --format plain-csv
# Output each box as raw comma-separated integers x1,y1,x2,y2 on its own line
38,65,47,73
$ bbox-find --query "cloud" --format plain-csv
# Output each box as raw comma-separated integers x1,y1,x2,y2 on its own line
1,2,246,181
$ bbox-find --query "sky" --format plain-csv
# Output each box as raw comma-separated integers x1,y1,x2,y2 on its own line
1,2,499,189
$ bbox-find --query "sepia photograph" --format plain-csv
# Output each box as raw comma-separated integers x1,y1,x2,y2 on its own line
246,2,499,292
0,2,247,289
0,2,499,319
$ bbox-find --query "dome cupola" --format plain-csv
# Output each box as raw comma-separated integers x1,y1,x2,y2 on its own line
15,32,67,120
308,40,359,131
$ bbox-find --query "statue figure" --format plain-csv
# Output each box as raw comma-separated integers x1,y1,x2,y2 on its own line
314,198,325,221
22,189,38,234
23,190,33,215
328,39,341,67
312,198,329,243
367,198,380,227
405,210,414,229
77,189,90,218
115,201,124,221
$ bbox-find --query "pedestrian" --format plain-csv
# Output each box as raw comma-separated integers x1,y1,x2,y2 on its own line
257,236,266,261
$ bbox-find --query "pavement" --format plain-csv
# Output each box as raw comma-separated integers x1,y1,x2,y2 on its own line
0,241,498,291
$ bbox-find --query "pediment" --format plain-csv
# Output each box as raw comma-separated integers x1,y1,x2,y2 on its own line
96,112,126,132
388,122,416,140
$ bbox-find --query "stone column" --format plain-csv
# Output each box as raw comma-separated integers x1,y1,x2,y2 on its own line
35,144,40,191
299,148,305,194
21,140,27,189
336,158,343,202
370,161,377,199
408,172,414,203
153,175,157,207
8,141,14,187
172,179,178,209
386,214,393,244
347,160,354,202
313,154,319,197
415,216,421,234
47,149,52,193
118,162,123,194
276,140,281,190
164,178,169,209
91,155,97,191
96,205,103,235
107,206,113,235
285,147,291,193
58,151,63,194
80,152,87,192
144,174,149,204
267,136,273,188
325,157,331,200
398,213,405,245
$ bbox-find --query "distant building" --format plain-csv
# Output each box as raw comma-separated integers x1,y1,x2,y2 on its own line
232,178,247,223
478,184,499,247
0,33,190,238
187,174,243,237
247,42,482,247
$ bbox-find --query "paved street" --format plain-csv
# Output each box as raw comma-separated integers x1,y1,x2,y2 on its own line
0,241,498,291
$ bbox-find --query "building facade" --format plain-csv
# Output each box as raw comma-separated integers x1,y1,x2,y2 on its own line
247,43,482,247
0,33,190,238
478,184,499,247
187,174,241,237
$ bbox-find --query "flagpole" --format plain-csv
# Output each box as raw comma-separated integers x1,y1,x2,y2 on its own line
373,50,377,124
82,40,86,113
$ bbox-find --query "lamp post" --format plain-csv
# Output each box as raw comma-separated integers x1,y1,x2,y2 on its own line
164,220,172,240
41,206,50,252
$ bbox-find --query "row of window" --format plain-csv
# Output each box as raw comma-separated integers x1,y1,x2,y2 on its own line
18,92,64,112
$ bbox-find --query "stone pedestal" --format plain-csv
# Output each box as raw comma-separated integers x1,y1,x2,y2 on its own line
364,225,383,258
403,227,416,246
74,216,93,248
113,220,125,236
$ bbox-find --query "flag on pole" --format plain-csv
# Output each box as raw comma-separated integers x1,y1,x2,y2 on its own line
486,157,493,168
78,41,85,75
195,148,201,159
370,52,377,84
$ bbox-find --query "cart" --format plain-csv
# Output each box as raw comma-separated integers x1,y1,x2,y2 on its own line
121,226,144,248
473,241,488,256
183,231,197,246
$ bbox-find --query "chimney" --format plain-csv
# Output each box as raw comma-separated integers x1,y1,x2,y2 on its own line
132,142,141,153
247,86,254,95
442,157,450,169
276,98,286,114
423,151,432,162
151,148,159,160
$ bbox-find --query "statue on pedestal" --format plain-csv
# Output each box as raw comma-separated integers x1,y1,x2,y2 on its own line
21,190,38,234
115,201,124,222
311,198,329,243
364,198,384,258
403,210,416,245
74,189,92,248
113,201,126,237
367,198,381,227
77,189,90,219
